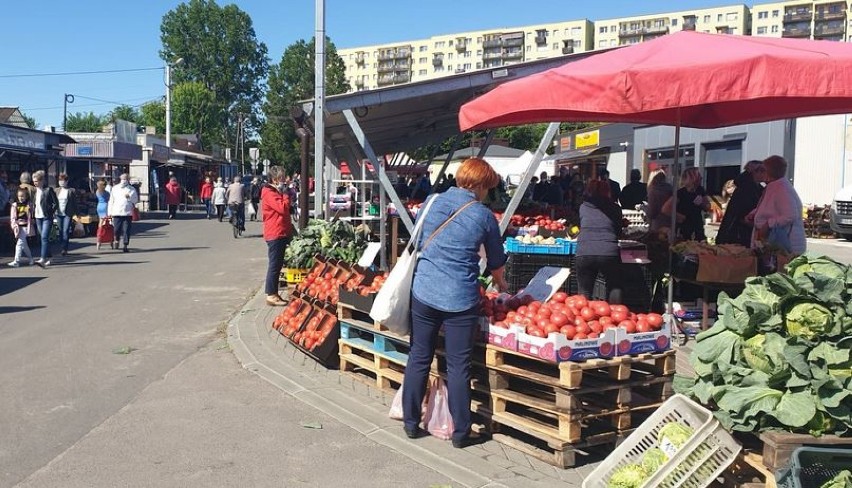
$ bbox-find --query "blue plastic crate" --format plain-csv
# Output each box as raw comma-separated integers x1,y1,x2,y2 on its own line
505,237,575,255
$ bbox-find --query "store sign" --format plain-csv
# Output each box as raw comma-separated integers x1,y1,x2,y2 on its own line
0,126,46,150
575,130,600,149
559,136,572,151
78,145,93,156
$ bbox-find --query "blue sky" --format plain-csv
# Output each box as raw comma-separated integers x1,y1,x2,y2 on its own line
3,0,738,129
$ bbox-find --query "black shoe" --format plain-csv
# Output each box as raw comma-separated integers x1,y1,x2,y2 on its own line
452,432,486,449
404,426,427,439
60,250,67,256
123,246,129,253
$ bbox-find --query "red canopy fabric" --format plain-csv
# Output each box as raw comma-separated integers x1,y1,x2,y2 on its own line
459,31,852,131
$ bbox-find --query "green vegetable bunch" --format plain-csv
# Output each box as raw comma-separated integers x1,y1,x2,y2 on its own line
820,470,852,488
675,255,852,437
284,219,371,269
606,422,694,488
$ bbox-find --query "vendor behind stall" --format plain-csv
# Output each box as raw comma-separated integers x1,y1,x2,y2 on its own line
716,160,764,247
576,179,623,304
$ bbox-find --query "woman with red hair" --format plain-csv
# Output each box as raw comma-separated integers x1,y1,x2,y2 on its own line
403,157,508,448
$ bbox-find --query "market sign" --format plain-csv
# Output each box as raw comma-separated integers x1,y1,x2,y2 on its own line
559,136,572,151
574,129,600,149
0,125,46,150
78,145,93,156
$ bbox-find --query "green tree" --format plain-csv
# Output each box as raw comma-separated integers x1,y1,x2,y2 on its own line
21,112,37,129
160,0,269,146
261,36,349,173
65,111,107,132
110,104,142,124
171,81,223,148
140,101,166,136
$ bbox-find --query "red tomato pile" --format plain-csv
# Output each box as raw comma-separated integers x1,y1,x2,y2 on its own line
493,213,567,232
352,272,388,296
298,265,351,305
275,299,313,338
293,309,337,351
481,291,664,341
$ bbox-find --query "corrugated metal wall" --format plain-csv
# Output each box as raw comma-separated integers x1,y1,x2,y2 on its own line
793,115,846,206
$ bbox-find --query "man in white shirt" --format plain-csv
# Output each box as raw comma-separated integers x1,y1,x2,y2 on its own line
107,173,139,253
748,156,806,255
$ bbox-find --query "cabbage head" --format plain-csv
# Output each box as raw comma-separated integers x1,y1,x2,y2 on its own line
785,302,833,341
743,335,773,374
657,422,694,454
642,448,668,474
607,464,648,488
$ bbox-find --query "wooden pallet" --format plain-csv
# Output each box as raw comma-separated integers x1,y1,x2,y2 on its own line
338,304,403,335
716,452,777,488
485,344,675,389
759,431,852,472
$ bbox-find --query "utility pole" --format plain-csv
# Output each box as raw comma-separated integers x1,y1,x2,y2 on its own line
314,0,326,218
63,94,74,132
164,58,184,148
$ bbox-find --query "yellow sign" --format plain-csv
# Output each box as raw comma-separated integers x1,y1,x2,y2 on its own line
575,130,600,149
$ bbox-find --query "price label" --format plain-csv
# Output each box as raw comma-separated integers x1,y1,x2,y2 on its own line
515,266,571,303
357,242,382,268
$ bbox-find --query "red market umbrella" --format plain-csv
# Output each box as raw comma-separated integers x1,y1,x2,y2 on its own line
459,31,852,131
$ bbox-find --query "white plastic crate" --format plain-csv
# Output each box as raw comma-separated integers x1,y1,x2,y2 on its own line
582,394,741,488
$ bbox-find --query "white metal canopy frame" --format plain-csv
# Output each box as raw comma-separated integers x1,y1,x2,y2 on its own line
297,53,599,269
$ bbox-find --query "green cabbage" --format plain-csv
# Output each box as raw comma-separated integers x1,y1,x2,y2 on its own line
819,469,852,488
657,422,694,455
641,448,668,474
607,463,648,488
785,302,833,341
788,255,847,280
743,334,773,373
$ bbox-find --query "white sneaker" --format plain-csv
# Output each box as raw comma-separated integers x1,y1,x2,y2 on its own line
7,261,19,268
42,259,50,267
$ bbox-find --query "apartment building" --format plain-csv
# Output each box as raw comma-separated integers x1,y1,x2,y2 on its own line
339,20,593,91
593,4,750,49
752,0,849,41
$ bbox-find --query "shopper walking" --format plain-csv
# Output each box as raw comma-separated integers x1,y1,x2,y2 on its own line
664,167,709,242
212,180,227,222
403,157,508,448
249,177,261,221
200,177,214,219
108,173,139,253
576,180,624,303
31,171,58,267
261,166,294,307
18,172,37,204
716,161,765,247
225,175,246,231
95,180,110,219
749,155,806,255
8,188,33,267
55,173,79,256
619,169,647,210
647,169,674,233
164,176,181,219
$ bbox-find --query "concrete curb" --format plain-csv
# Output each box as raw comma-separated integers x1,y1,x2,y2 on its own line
227,289,578,488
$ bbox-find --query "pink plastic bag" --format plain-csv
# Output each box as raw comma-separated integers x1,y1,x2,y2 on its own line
388,386,404,420
425,377,454,440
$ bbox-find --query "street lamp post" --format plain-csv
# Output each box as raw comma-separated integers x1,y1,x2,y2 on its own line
165,58,184,148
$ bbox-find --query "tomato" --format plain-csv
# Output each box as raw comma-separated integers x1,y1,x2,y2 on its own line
550,312,569,328
494,321,508,329
574,332,588,340
589,320,603,334
593,302,611,317
506,311,518,322
636,322,652,333
599,316,614,328
544,323,559,335
529,301,542,311
517,306,529,316
576,322,591,335
573,295,588,309
611,309,629,323
646,313,664,330
580,307,598,321
552,292,568,303
618,320,637,334
560,325,576,339
521,317,534,328
536,307,552,318
527,327,546,338
588,332,600,339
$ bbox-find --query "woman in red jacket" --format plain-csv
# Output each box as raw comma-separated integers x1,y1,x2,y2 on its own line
199,177,214,219
164,177,181,220
261,166,294,306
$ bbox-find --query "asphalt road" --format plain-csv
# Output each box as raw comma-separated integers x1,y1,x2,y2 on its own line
0,214,449,488
806,236,852,264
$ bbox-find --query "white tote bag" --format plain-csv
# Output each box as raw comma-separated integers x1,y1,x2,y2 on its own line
369,197,437,335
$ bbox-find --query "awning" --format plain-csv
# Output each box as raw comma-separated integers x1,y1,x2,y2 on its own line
63,141,141,161
546,146,610,162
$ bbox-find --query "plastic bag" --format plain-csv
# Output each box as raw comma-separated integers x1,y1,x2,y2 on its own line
388,386,404,420
425,377,454,440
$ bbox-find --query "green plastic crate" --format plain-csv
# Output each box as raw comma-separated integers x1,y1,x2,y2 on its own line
776,447,852,488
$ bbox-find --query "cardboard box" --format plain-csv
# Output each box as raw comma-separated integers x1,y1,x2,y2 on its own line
487,324,524,351
517,328,617,363
696,254,757,283
614,320,673,356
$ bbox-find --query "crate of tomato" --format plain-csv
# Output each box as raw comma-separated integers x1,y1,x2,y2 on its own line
292,302,340,367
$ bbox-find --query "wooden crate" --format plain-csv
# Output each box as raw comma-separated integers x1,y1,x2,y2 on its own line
485,344,675,389
759,431,852,471
716,452,778,488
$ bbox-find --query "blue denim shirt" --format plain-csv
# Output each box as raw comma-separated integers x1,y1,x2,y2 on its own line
412,187,508,313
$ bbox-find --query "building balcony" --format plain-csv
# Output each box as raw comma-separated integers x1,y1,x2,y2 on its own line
716,26,734,35
377,63,395,73
619,28,644,37
394,49,411,59
503,37,523,47
535,35,547,45
783,11,813,23
562,45,575,54
483,51,503,60
377,74,396,86
814,24,846,36
394,73,410,83
432,56,443,67
355,53,365,65
503,49,523,59
815,10,847,21
455,67,466,74
644,25,669,35
455,39,468,51
354,78,365,88
783,27,812,37
483,39,502,48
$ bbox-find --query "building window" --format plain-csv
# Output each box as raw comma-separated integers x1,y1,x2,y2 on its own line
575,40,582,48
571,27,581,36
758,11,768,19
553,43,559,49
771,25,779,33
703,15,710,23
434,66,444,72
448,52,453,59
418,69,427,75
552,29,558,36
476,62,482,69
611,25,616,31
672,18,679,26
599,39,608,48
419,57,427,64
757,26,767,34
655,19,665,27
464,51,471,58
772,10,779,17
526,45,532,51
726,12,738,21
599,26,607,33
717,13,723,21
476,37,482,43
476,50,482,56
464,63,471,69
564,28,570,36
372,74,376,79
447,64,452,70
434,41,445,48
448,40,453,46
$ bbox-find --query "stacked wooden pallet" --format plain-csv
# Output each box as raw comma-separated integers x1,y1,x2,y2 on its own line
484,344,676,468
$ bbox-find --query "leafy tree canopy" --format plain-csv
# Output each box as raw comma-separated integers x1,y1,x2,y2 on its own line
21,112,37,130
65,112,107,133
109,105,142,124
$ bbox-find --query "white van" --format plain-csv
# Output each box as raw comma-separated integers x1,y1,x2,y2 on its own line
830,186,852,240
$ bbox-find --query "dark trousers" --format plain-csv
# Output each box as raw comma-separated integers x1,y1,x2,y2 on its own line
35,217,53,259
113,216,132,246
265,237,289,295
202,198,212,217
403,296,478,442
216,204,225,221
168,204,177,218
230,203,245,230
575,254,623,304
